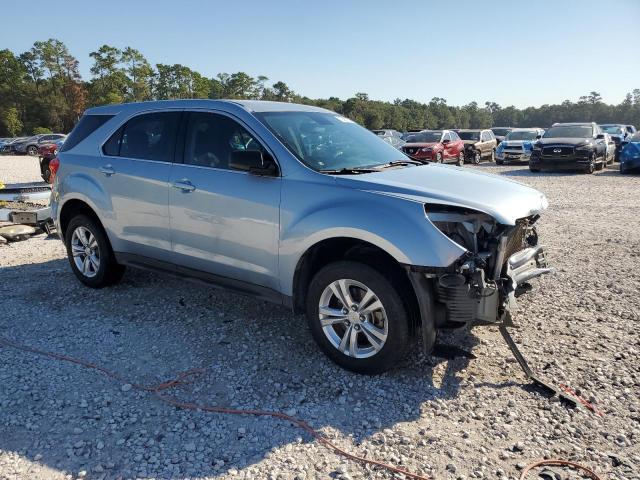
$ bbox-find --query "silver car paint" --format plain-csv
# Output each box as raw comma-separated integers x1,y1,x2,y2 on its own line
52,99,548,299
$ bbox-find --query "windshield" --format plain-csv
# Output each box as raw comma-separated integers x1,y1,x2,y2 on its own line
491,128,511,136
405,131,442,143
505,130,538,141
600,125,624,135
254,111,406,171
543,125,593,138
458,131,480,141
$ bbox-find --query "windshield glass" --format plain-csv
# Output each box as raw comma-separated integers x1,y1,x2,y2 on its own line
600,125,624,135
405,131,442,143
491,128,511,136
458,131,480,141
505,130,538,141
543,125,593,138
254,111,406,171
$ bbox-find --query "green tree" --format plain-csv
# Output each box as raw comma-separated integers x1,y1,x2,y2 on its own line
1,107,22,136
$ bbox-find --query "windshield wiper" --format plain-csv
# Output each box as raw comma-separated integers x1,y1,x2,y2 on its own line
319,167,381,175
379,159,426,168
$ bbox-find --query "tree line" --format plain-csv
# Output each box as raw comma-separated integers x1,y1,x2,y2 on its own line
1,38,639,136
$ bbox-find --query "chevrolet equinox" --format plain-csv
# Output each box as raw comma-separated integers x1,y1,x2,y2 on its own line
51,100,551,374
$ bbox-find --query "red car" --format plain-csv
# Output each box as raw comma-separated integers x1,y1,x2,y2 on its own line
38,141,62,182
401,130,465,165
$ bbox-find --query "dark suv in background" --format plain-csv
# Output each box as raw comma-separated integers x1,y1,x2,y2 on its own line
529,122,607,173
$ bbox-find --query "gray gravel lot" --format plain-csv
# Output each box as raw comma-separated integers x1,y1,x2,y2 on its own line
1,154,639,480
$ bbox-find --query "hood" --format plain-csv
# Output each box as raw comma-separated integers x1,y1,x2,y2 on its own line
536,137,595,147
502,140,534,149
335,164,548,225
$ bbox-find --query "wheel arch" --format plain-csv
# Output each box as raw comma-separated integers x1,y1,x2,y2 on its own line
291,236,422,335
58,198,104,241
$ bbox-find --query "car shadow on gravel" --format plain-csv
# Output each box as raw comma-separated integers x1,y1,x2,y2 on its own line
0,259,480,478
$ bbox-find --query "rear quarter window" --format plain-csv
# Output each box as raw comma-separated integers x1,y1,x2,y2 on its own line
60,114,114,152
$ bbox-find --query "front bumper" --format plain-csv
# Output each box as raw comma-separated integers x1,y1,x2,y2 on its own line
530,152,593,170
497,150,531,162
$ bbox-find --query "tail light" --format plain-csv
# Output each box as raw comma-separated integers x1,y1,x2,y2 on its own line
49,157,60,183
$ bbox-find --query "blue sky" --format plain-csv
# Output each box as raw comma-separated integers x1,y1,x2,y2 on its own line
1,0,639,107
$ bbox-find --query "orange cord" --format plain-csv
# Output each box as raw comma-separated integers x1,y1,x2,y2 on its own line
0,335,604,479
0,336,432,480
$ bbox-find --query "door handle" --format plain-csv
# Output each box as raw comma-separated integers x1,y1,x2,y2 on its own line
171,179,196,192
99,165,115,176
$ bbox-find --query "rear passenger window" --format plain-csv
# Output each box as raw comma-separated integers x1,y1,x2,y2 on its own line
60,114,114,152
104,112,181,161
183,112,265,170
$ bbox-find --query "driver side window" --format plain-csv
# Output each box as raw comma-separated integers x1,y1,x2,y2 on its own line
183,112,264,170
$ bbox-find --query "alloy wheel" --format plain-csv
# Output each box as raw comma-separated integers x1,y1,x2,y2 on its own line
27,145,38,156
71,226,101,278
318,279,388,359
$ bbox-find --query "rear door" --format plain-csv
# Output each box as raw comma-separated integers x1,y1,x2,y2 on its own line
99,110,181,258
168,110,281,291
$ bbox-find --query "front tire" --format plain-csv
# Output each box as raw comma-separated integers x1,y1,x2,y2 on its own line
456,151,464,166
585,154,595,174
27,145,38,156
306,261,410,374
435,152,442,163
473,150,481,164
65,214,125,288
490,149,495,162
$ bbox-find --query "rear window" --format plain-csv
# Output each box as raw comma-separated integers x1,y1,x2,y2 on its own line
102,111,181,162
60,114,114,152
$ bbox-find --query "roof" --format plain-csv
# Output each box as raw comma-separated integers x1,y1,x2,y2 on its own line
85,99,331,116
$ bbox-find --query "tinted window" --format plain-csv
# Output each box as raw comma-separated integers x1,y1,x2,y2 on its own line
459,131,480,141
117,112,181,162
184,112,265,170
60,114,114,152
103,126,124,156
544,125,593,138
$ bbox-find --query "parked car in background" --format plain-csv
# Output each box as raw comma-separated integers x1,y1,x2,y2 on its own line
38,138,65,182
401,129,424,141
372,129,405,150
625,125,637,135
1,137,27,154
7,133,66,156
602,133,616,165
619,132,640,174
51,99,551,374
490,127,512,144
0,138,13,151
529,122,607,173
401,129,465,164
495,128,544,165
600,124,631,160
457,129,497,163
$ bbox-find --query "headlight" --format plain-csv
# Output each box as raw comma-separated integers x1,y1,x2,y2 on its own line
575,145,594,152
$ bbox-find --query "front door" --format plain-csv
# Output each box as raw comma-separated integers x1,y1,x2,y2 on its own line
168,111,281,291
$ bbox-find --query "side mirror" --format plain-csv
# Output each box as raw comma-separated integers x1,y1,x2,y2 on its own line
442,139,450,144
596,134,605,140
536,135,542,139
229,150,278,176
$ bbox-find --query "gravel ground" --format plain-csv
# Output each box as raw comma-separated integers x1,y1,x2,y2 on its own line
0,154,638,480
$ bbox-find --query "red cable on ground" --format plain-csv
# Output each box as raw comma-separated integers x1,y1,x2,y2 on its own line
558,383,604,418
0,335,604,479
0,336,432,480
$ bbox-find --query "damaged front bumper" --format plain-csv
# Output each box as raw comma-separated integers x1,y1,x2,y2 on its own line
408,214,552,346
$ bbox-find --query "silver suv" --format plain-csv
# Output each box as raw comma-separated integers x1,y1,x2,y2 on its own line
51,100,551,374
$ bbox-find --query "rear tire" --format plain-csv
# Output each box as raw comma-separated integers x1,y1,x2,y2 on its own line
435,152,442,163
306,261,411,374
473,150,481,164
490,149,495,162
64,214,125,288
27,145,38,156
